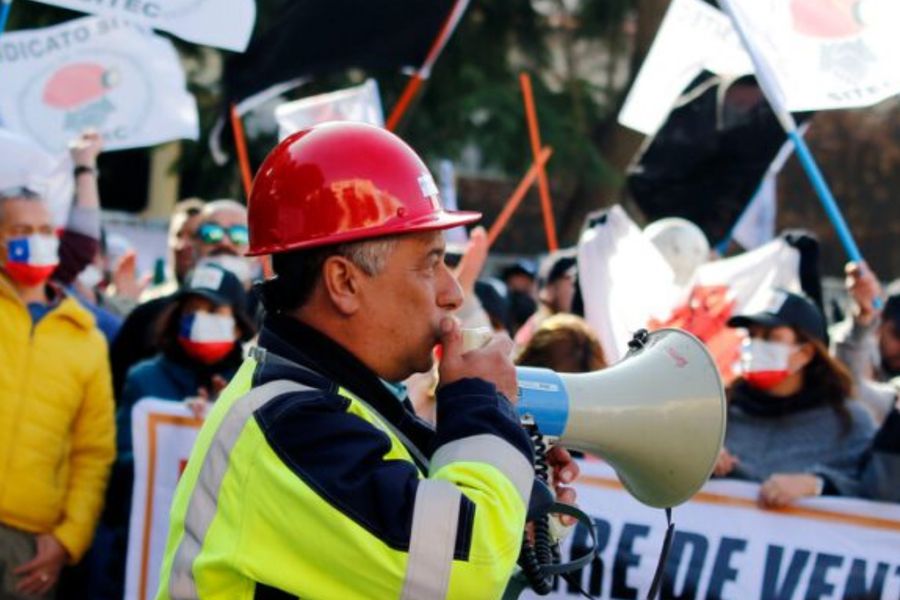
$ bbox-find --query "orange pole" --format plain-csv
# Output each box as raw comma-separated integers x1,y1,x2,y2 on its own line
487,147,553,248
386,0,471,130
386,74,425,132
519,72,558,251
230,103,253,200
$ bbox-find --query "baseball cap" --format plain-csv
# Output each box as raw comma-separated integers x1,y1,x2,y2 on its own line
179,263,247,312
727,289,827,344
538,250,577,288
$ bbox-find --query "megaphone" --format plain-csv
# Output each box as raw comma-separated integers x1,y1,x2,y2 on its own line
513,328,726,508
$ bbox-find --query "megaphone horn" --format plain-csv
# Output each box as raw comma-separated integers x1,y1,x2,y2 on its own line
515,328,727,508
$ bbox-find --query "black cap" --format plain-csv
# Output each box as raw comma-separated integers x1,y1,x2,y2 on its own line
474,279,510,331
498,259,537,282
179,263,247,313
538,250,577,288
883,279,900,324
727,289,827,344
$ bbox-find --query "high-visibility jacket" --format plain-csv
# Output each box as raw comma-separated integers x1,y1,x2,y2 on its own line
156,315,534,599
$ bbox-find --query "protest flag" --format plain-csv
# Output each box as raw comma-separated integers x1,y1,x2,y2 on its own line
24,0,256,51
627,73,812,245
0,17,199,153
719,0,879,288
275,79,384,140
578,205,815,381
224,0,462,109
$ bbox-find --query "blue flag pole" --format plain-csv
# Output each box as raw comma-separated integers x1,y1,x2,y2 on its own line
719,0,872,273
0,0,12,38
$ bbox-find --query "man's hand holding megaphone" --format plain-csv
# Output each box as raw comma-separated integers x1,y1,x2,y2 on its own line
436,317,580,526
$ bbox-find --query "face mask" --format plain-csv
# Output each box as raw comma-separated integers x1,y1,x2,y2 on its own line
177,312,237,365
77,264,104,289
3,235,59,287
740,338,796,390
201,255,252,287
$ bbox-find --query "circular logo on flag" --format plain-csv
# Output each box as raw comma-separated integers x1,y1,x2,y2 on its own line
17,49,153,152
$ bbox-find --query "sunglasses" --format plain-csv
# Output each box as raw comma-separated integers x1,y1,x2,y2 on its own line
196,222,249,246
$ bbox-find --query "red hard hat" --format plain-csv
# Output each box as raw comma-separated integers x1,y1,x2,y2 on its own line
247,122,481,256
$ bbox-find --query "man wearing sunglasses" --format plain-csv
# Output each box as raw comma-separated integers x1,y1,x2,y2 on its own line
191,200,261,290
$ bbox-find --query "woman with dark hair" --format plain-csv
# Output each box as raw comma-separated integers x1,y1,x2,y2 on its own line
715,289,875,508
87,263,255,599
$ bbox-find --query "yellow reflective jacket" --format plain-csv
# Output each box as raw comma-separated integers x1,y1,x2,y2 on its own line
156,316,534,599
0,276,115,561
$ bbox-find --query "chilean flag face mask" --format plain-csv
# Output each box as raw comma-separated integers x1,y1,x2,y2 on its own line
177,312,237,365
740,338,797,390
4,235,60,287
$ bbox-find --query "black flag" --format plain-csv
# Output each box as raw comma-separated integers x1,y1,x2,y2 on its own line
626,72,813,245
225,0,456,104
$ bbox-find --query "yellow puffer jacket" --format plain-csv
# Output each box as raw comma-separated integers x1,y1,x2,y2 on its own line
0,277,115,562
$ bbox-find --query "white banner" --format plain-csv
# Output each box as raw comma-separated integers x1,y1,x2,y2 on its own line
0,17,199,153
524,461,900,600
26,0,256,51
0,128,73,227
620,0,900,135
275,79,384,140
579,205,800,379
126,399,202,600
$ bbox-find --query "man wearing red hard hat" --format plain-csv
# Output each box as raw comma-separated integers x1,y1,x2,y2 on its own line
156,122,577,599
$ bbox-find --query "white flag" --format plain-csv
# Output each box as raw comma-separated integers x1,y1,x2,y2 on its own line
275,80,384,141
620,0,900,135
579,206,801,381
26,0,256,51
725,0,900,113
0,17,200,153
0,128,73,227
618,0,752,135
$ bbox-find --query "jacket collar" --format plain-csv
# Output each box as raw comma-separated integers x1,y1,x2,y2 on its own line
0,272,95,331
256,313,436,452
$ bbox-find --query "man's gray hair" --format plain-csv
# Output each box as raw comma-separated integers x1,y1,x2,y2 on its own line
201,198,246,219
337,237,396,276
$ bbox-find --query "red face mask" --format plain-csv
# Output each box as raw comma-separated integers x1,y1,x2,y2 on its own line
3,235,59,287
177,312,237,365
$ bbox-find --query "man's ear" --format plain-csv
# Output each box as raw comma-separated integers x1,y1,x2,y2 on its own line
321,255,362,315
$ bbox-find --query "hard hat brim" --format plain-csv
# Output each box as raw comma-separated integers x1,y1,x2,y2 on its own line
246,209,482,256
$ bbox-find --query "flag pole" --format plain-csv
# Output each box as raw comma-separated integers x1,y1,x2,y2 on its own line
718,0,868,271
229,103,253,200
487,147,553,248
386,0,471,131
0,0,13,38
519,72,558,251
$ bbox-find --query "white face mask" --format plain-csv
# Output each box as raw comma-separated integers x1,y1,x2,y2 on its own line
201,255,252,287
77,264,104,289
182,312,236,343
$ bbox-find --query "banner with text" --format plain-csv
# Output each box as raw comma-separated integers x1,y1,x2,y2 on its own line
524,461,900,600
0,17,199,153
125,399,202,600
26,0,256,51
126,401,900,600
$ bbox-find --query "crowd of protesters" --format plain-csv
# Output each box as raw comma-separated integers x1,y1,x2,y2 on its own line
0,131,897,599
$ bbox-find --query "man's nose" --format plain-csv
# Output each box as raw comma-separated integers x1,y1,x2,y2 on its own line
437,265,464,311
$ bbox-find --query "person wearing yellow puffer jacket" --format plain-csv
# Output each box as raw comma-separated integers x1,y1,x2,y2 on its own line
0,187,114,599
